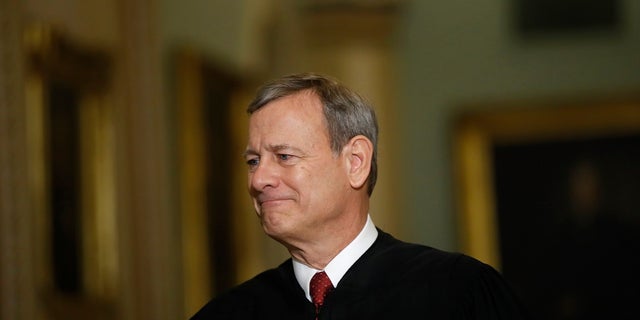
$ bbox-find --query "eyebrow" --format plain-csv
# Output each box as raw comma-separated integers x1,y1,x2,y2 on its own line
242,149,257,159
243,144,304,158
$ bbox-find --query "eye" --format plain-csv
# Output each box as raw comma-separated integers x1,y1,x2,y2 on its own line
246,157,259,169
276,153,300,166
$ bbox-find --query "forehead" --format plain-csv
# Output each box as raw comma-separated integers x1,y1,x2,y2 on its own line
247,91,331,149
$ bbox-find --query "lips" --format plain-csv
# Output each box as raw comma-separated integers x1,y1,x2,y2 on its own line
259,198,287,206
257,195,293,207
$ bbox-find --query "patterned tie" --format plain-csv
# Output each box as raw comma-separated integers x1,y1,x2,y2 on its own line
310,271,334,319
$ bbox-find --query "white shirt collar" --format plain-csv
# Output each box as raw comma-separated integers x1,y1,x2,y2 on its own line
293,215,378,301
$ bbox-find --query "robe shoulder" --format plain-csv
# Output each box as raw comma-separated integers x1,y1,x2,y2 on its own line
189,260,306,320
190,231,528,319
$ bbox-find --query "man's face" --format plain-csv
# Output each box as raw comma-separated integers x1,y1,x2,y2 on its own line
245,91,351,244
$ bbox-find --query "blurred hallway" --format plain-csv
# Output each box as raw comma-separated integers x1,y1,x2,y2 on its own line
2,1,640,319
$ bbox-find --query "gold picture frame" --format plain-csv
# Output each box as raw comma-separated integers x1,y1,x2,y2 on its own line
173,49,256,317
453,95,640,269
24,24,116,319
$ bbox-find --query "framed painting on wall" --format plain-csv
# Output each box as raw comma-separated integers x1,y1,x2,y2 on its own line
454,96,640,319
24,24,116,319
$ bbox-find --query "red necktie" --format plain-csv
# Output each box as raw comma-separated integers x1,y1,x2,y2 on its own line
310,271,334,319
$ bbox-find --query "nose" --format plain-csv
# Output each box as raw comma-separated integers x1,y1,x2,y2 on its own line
249,158,279,193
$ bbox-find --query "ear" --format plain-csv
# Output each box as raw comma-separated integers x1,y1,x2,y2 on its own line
343,135,373,191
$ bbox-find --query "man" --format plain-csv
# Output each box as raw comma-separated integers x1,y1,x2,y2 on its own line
191,73,527,319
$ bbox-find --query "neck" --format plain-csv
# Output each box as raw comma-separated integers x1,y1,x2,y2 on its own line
287,213,368,270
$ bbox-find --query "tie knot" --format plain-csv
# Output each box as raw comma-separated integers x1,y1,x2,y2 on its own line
310,271,334,307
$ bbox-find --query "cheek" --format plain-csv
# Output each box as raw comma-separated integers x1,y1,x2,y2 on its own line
287,166,312,190
247,173,256,195
306,164,346,195
282,166,318,207
287,158,346,199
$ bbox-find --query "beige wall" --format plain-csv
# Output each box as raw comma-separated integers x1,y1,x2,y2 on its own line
397,0,640,251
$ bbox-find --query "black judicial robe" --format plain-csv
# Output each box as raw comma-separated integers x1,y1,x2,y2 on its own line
191,230,527,320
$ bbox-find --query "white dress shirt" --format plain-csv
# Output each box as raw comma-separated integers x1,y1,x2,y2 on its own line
293,215,378,302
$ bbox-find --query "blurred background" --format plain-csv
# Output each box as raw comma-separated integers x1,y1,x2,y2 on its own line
1,0,639,319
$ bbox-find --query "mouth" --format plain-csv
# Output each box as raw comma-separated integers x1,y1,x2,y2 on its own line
259,198,288,207
256,195,292,209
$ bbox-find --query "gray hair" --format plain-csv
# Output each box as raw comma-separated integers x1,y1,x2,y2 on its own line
247,73,379,196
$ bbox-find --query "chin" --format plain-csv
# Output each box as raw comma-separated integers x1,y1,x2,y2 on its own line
262,218,285,234
261,217,292,239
